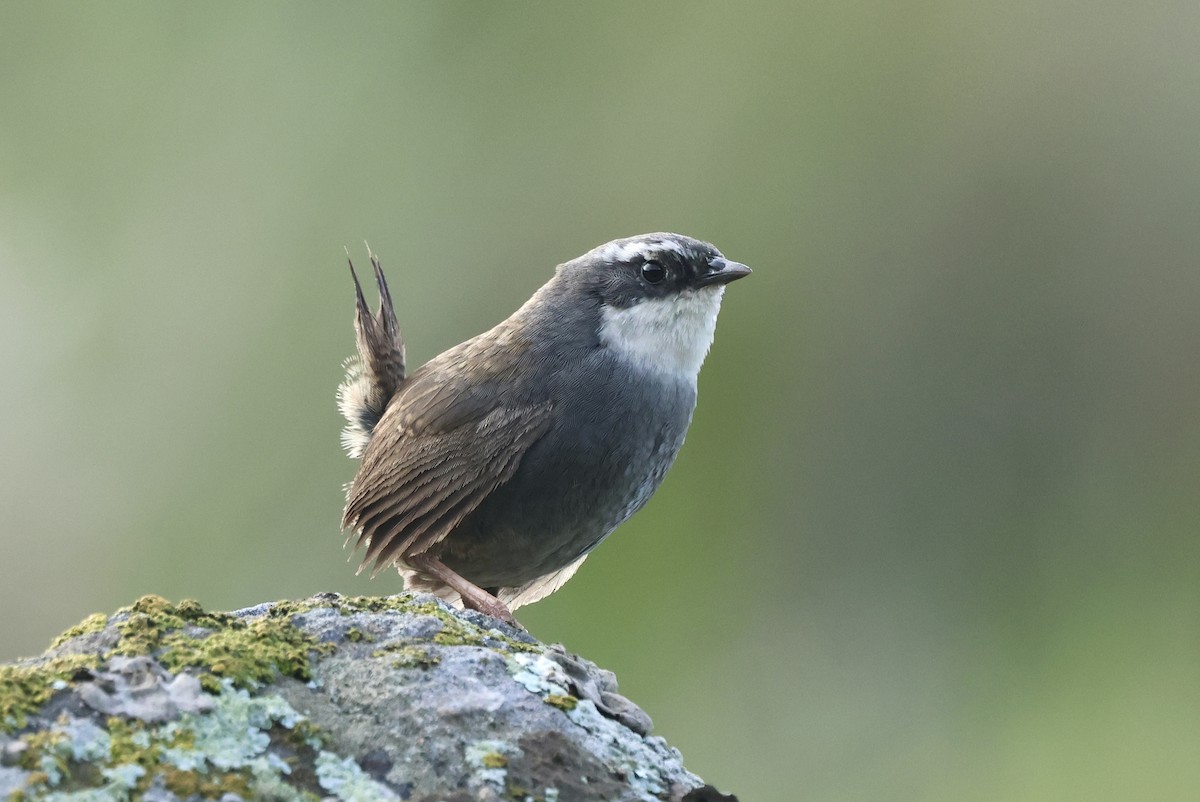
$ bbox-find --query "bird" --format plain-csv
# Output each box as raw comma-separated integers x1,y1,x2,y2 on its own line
337,233,750,624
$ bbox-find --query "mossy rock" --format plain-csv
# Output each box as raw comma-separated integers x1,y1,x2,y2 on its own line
0,593,735,802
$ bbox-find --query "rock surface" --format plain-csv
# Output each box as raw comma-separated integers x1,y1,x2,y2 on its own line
0,593,737,802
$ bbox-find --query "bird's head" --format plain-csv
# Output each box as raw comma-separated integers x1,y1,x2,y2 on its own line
559,232,751,382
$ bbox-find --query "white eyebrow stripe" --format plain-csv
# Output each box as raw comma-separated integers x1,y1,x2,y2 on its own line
597,239,650,262
652,239,687,257
595,236,688,264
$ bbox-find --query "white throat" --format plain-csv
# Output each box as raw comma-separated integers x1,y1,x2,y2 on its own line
599,287,726,383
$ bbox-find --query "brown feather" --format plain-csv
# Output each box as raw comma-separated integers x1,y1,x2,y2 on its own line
366,482,491,577
344,402,554,576
349,253,406,400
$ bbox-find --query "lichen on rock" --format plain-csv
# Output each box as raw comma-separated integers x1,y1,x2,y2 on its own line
0,592,736,801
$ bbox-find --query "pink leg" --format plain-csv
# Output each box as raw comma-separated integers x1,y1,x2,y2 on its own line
407,554,517,626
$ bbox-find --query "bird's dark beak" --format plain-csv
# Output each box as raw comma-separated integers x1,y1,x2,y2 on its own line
697,257,752,287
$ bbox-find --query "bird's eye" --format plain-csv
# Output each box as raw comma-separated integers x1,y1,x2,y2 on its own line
640,261,666,284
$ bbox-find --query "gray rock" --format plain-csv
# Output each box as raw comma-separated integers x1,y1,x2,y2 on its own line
0,592,737,802
77,655,214,722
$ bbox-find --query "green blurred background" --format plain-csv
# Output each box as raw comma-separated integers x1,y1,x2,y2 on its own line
2,3,1198,799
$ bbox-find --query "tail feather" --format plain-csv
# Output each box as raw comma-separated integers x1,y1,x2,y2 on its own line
337,249,406,458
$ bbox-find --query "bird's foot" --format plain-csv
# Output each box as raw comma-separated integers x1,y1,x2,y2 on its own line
407,553,520,628
463,595,521,629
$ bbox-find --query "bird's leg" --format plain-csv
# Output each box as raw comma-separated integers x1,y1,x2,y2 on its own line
406,553,518,626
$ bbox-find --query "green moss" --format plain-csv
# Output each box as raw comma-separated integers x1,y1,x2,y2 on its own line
283,718,330,751
48,612,109,650
224,593,423,625
481,751,508,769
7,691,335,799
258,594,419,620
4,596,339,732
257,597,326,620
544,694,578,712
159,616,332,690
399,601,536,654
344,627,370,643
106,595,335,693
160,764,252,799
0,654,99,733
9,717,154,796
14,770,51,799
104,716,163,792
15,728,67,771
8,592,535,742
3,594,505,798
328,595,421,615
110,595,237,658
370,642,441,670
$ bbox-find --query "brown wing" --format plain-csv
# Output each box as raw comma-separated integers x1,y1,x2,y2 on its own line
342,397,553,578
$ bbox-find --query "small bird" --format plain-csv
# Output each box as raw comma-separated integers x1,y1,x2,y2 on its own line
338,233,750,624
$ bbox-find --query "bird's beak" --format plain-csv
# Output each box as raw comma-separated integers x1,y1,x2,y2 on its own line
697,257,752,287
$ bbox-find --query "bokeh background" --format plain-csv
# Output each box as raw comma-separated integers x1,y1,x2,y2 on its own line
2,3,1198,799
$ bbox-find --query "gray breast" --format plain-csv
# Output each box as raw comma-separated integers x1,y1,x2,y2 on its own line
438,350,697,588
